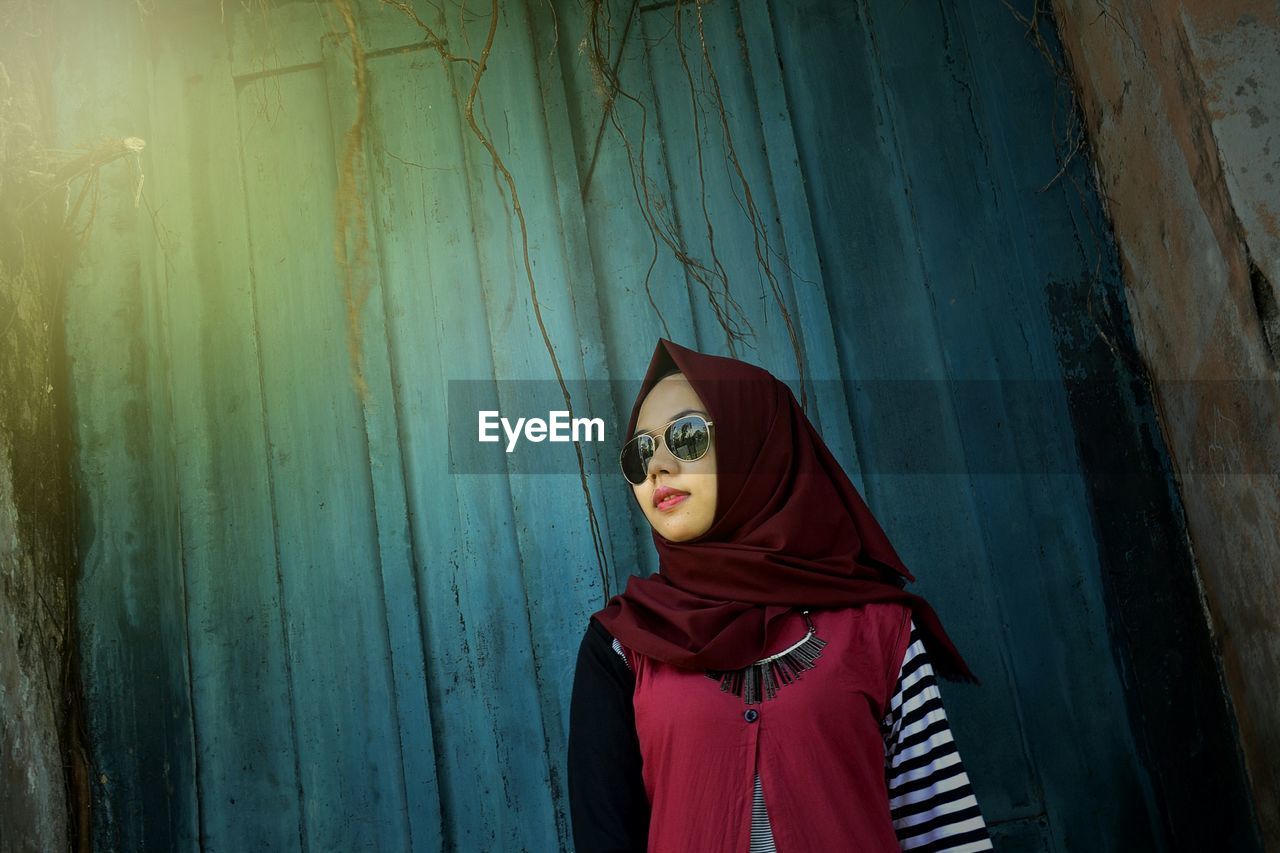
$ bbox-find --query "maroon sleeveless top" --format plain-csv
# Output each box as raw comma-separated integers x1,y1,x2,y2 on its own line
616,603,914,852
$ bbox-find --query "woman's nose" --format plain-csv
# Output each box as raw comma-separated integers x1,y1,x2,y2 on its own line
647,438,680,478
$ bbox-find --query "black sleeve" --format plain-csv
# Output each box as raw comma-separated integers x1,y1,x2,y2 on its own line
567,618,650,853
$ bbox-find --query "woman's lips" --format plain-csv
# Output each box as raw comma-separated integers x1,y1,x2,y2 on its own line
653,485,690,507
656,493,689,512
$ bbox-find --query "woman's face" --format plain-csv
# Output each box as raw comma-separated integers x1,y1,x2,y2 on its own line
629,373,718,542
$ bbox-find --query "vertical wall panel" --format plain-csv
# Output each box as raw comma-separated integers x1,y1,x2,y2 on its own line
759,0,1042,833
236,65,412,851
359,32,537,851
321,33,444,853
858,0,1155,845
55,1,199,849
145,4,304,850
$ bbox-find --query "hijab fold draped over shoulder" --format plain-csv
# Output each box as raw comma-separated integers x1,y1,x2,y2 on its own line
591,338,979,684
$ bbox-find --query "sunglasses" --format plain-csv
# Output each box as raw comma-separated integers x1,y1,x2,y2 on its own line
619,414,715,485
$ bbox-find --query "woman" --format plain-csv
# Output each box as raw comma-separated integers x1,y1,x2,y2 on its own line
568,338,993,852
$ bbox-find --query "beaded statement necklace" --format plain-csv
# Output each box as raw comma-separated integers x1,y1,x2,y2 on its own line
704,610,827,705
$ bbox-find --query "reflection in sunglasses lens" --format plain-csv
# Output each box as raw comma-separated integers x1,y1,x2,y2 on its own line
669,417,708,460
637,436,655,474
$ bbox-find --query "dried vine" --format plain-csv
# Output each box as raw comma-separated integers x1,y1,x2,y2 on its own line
374,0,614,598
670,3,747,348
581,0,812,410
685,0,809,409
332,0,376,405
1000,0,1148,379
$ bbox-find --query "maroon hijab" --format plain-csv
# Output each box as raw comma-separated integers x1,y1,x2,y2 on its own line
592,338,979,684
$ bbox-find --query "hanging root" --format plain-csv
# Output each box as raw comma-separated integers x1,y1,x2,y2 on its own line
332,0,375,405
377,0,613,597
583,0,811,408
1000,0,1148,377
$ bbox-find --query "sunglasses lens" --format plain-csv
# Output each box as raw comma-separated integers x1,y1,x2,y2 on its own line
667,416,711,461
620,435,654,484
619,416,712,485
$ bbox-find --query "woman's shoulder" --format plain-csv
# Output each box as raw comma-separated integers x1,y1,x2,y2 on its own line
816,601,912,626
581,617,634,669
585,616,609,639
580,616,615,652
587,615,631,646
816,603,915,666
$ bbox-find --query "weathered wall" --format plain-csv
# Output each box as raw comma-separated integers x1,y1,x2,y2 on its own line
0,2,83,850
49,0,1224,848
0,441,69,853
1051,0,1280,846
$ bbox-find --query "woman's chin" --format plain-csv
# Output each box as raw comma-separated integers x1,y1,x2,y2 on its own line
653,512,708,542
658,526,693,542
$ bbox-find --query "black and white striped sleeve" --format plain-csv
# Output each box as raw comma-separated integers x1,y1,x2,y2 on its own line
881,620,994,852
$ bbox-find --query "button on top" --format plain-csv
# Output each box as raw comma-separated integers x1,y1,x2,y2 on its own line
744,708,759,723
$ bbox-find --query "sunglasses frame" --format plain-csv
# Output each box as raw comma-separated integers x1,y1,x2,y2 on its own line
619,414,716,485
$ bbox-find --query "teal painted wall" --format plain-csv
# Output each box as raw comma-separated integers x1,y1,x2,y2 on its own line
53,0,1173,849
